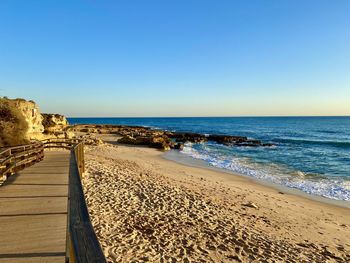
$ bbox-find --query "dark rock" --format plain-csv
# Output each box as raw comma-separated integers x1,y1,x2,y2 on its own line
80,128,89,133
174,142,184,150
168,132,207,143
150,136,172,150
207,134,274,147
208,135,247,144
118,135,137,145
73,124,274,149
135,136,151,145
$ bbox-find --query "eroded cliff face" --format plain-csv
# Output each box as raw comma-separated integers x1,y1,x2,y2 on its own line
12,98,45,140
42,113,68,132
0,97,74,146
42,113,74,139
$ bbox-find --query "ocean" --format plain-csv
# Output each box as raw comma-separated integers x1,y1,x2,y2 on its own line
68,117,350,201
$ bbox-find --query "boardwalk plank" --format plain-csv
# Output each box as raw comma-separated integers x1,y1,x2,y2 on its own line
6,173,69,185
0,151,70,262
0,197,67,215
0,185,68,197
0,256,65,263
0,214,67,254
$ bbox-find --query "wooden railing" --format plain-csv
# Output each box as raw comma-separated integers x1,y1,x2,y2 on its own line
42,138,81,150
67,142,106,262
0,139,106,262
0,142,44,183
74,141,85,175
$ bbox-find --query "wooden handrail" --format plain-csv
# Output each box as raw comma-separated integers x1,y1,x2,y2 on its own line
0,142,44,183
42,138,81,150
67,142,106,262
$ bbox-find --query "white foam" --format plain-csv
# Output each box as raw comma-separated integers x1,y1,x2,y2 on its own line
180,144,350,201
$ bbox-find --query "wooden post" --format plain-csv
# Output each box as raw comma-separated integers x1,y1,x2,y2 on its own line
69,235,76,263
81,143,85,174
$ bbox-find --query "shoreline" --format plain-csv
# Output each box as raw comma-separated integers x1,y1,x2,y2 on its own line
83,139,350,262
71,123,349,202
163,150,350,209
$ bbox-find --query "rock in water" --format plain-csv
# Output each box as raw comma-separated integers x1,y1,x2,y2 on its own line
168,132,208,143
73,124,274,149
174,142,184,150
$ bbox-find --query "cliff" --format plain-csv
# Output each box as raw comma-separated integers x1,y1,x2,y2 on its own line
42,113,75,139
12,98,45,140
42,113,69,133
0,98,29,146
0,97,74,147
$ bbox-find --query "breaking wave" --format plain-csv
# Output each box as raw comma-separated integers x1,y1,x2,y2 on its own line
181,143,350,201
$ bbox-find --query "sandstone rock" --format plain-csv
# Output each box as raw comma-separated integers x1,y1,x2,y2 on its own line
64,131,75,139
0,97,49,143
1,97,79,146
42,113,69,135
11,98,45,141
150,136,172,150
84,138,103,145
96,139,104,145
163,145,171,151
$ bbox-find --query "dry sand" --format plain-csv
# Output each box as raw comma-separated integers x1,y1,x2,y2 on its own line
82,140,350,262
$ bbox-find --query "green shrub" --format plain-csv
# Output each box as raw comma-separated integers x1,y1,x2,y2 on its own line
0,98,28,147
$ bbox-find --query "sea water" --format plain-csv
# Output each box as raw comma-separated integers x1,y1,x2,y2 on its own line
69,117,350,201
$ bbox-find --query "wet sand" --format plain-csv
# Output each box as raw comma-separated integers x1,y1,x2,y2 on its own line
82,141,350,262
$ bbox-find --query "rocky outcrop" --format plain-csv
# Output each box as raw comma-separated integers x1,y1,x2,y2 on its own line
0,97,75,146
71,124,274,150
41,113,73,139
11,98,45,140
117,134,182,151
167,132,208,143
149,136,174,151
207,135,273,147
0,97,47,143
80,134,104,145
42,113,68,132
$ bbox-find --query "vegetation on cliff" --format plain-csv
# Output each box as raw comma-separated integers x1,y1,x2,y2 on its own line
0,97,28,147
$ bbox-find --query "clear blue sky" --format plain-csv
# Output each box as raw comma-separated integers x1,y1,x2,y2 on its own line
1,0,349,117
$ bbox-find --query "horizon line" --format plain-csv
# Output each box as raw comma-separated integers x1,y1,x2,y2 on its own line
66,115,350,118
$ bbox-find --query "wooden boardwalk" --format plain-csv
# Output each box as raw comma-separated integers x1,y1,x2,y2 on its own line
0,151,70,263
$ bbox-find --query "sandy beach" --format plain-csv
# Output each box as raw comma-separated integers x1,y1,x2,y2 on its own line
82,139,350,262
